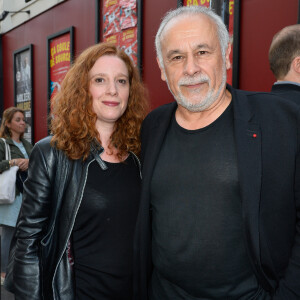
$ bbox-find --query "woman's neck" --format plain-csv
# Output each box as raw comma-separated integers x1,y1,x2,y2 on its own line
96,121,114,146
96,124,127,163
10,133,21,143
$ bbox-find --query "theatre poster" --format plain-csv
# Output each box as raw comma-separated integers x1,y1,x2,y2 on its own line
14,44,33,143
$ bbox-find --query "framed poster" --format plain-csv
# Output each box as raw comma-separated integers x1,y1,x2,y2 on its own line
13,44,33,144
0,36,4,123
97,0,143,71
178,0,240,88
47,27,74,117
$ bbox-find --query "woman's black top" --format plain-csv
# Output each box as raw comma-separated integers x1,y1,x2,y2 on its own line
72,154,141,300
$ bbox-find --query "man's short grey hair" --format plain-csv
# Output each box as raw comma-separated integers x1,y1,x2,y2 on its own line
155,6,230,68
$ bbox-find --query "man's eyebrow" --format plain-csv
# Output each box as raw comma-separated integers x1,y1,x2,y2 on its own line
194,43,213,51
166,44,214,59
166,50,181,59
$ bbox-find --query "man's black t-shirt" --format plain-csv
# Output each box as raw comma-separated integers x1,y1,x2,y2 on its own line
150,103,266,299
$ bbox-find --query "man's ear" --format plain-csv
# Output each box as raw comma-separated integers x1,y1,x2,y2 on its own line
225,43,232,70
292,56,300,74
156,57,166,82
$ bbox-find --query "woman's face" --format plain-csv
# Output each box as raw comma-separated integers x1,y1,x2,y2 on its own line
89,55,130,129
6,111,26,137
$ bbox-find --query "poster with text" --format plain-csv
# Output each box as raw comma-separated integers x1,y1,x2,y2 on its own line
104,32,120,45
102,0,138,65
49,32,71,102
120,27,138,65
183,0,210,8
14,45,33,144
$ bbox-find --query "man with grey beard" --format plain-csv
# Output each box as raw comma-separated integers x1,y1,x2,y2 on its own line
134,6,300,300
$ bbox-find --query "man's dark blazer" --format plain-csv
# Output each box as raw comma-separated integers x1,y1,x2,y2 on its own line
134,85,300,299
271,83,300,104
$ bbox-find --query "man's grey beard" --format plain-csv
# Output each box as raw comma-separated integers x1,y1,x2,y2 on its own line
164,67,227,112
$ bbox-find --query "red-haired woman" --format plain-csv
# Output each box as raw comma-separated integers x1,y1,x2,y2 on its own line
5,43,149,300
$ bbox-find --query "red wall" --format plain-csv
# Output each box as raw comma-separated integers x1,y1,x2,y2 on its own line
142,0,177,109
2,0,96,142
239,0,299,91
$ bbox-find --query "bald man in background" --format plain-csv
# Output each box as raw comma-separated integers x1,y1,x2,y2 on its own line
269,24,300,103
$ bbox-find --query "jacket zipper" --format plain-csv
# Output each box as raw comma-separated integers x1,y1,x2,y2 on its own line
130,151,142,179
51,158,95,298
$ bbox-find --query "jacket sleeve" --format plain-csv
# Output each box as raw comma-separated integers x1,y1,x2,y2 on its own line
7,140,56,300
0,138,10,173
273,117,300,299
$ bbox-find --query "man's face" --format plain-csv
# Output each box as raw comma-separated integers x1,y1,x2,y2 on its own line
158,14,231,112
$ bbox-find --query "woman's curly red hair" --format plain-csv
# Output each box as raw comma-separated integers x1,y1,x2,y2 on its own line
50,42,149,160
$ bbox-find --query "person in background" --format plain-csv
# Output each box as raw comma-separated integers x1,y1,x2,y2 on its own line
0,107,33,286
134,6,300,300
269,24,300,102
5,42,149,300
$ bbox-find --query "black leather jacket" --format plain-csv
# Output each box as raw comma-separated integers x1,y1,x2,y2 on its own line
5,136,141,300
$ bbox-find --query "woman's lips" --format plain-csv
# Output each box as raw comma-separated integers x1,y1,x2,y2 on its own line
102,101,119,106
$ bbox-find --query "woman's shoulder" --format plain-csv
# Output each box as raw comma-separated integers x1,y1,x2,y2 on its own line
30,136,57,158
0,137,10,149
0,136,10,143
32,136,71,163
0,138,5,151
34,135,53,147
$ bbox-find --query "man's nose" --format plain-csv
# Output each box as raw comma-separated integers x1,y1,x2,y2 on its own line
183,55,201,76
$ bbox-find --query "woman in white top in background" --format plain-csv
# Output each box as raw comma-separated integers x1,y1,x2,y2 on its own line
0,107,33,285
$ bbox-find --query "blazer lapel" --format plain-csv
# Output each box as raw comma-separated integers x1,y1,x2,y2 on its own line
232,88,262,264
235,119,262,257
232,88,275,291
137,102,177,285
142,102,177,185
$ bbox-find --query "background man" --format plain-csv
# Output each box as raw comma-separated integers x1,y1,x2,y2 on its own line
269,24,300,102
134,6,300,300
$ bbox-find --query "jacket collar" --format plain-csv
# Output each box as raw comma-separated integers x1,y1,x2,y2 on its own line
4,137,16,145
4,137,27,144
228,84,255,122
90,139,107,170
271,82,300,93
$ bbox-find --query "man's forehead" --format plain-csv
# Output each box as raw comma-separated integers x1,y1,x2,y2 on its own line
161,13,215,39
160,14,219,53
